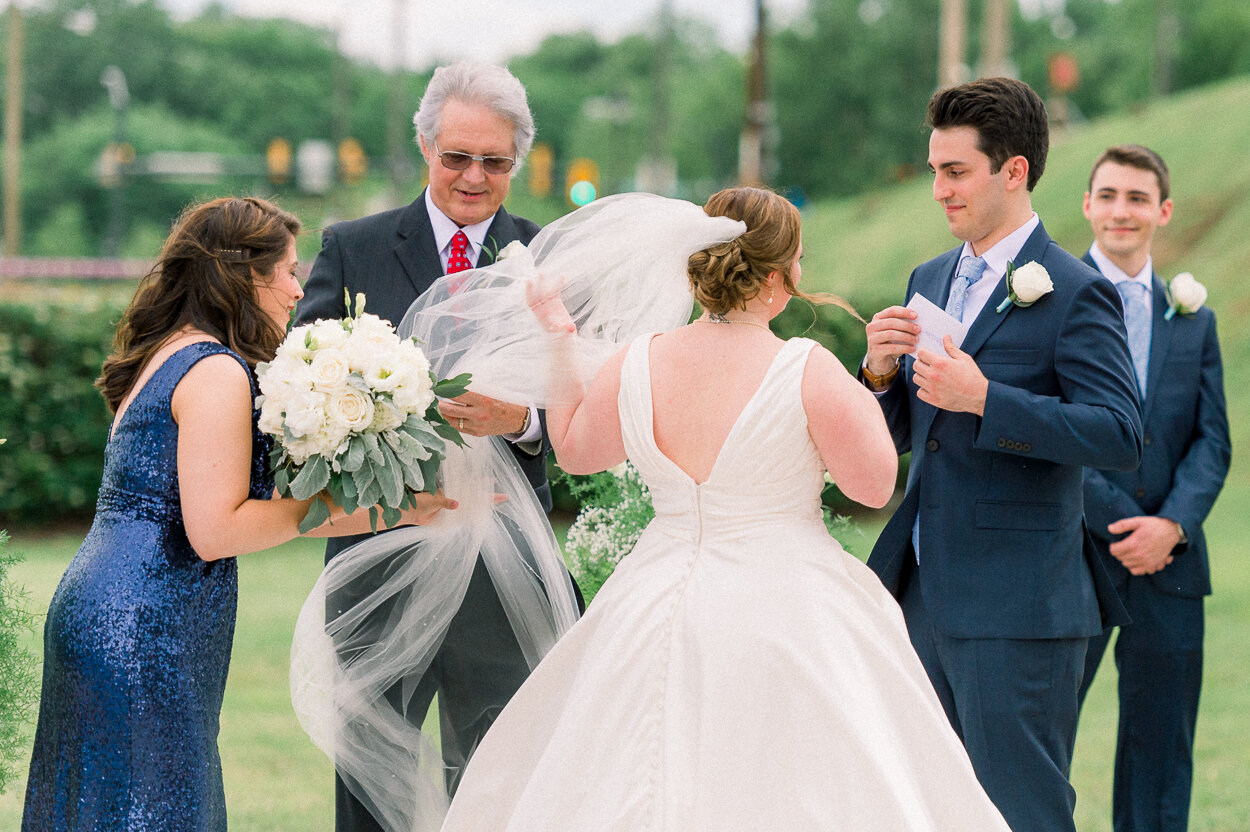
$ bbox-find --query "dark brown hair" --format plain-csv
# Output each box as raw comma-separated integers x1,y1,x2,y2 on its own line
927,76,1049,191
1088,144,1171,202
97,196,301,412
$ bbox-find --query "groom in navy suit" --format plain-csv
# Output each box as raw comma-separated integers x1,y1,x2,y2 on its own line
860,78,1142,832
1077,144,1230,832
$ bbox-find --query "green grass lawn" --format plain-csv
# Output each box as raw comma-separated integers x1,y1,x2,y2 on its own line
2,492,1247,830
6,74,1250,830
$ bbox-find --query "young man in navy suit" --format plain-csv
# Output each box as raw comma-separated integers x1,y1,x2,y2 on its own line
860,78,1142,832
1079,144,1230,832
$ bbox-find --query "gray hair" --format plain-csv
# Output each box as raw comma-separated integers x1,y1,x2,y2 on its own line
413,62,535,172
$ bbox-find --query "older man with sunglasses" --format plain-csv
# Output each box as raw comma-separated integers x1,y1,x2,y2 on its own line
295,62,576,832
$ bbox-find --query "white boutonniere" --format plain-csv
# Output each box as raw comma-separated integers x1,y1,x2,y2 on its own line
495,240,528,262
995,260,1053,313
1164,272,1207,320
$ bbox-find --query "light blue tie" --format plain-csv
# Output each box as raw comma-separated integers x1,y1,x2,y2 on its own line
1117,280,1150,398
946,256,988,322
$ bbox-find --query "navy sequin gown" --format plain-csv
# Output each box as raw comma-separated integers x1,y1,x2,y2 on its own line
23,342,272,831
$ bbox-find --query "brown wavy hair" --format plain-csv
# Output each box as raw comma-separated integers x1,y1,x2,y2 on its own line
97,196,301,413
689,187,862,321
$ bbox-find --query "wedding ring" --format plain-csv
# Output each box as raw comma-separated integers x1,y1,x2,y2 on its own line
459,418,465,430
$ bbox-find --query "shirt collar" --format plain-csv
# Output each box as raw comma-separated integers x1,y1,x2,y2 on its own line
424,188,495,259
959,212,1040,282
1088,241,1153,290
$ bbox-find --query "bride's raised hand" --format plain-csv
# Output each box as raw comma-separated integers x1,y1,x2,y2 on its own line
525,272,576,335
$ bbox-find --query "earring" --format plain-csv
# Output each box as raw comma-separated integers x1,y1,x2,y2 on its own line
765,286,775,305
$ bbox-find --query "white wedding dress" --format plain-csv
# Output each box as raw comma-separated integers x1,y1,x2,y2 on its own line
440,334,1011,832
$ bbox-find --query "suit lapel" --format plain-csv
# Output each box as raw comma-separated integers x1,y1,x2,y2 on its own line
480,210,522,265
392,190,445,298
1143,273,1173,422
959,223,1051,359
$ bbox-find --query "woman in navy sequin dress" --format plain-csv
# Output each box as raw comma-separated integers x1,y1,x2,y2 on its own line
22,197,453,831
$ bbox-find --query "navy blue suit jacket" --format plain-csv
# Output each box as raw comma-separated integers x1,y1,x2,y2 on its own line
294,192,548,559
1081,254,1231,599
867,222,1141,639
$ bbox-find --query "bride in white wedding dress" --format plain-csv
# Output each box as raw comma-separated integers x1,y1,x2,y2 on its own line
438,187,1011,831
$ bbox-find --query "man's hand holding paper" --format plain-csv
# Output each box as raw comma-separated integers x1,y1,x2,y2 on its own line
907,293,989,416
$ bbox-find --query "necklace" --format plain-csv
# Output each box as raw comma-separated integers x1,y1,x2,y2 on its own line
696,312,772,333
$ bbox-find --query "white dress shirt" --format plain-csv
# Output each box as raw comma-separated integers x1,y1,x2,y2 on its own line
423,190,542,445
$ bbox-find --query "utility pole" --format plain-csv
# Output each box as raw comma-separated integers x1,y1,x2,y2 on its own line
938,0,967,89
1152,0,1179,97
979,0,1012,78
4,3,24,256
386,0,412,199
638,0,676,195
738,0,768,186
100,65,129,258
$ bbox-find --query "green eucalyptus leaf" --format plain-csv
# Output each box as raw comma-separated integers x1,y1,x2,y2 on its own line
289,455,331,500
432,372,472,398
298,497,332,535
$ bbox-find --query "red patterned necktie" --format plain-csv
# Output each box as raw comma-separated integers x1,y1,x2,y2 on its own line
446,230,473,294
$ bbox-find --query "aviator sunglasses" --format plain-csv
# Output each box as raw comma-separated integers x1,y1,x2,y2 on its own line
434,140,516,175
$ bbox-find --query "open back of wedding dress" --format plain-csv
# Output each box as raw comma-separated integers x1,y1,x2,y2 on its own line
439,333,1010,831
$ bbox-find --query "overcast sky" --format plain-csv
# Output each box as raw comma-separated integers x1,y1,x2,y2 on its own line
156,0,813,69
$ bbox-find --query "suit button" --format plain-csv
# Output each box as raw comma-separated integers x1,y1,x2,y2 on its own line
996,438,1006,448
926,439,940,452
1135,488,1146,498
1022,443,1032,452
1143,435,1152,446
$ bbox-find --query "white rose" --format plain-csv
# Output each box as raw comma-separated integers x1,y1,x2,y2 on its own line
328,387,375,433
496,240,528,262
1010,261,1053,303
309,349,351,392
1169,272,1207,314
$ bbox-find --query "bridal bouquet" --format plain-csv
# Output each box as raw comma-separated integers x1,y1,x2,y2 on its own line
256,293,469,533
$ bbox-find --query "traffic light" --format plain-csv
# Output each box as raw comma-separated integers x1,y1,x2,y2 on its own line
338,138,368,185
266,138,292,185
566,157,599,206
528,142,553,197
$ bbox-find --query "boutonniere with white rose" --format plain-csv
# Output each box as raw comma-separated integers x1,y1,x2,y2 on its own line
1164,272,1207,320
255,291,470,533
995,260,1053,313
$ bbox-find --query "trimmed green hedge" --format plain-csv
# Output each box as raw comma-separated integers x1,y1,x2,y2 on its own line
0,299,121,526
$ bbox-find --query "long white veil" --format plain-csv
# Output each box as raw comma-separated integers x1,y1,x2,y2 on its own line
289,193,746,832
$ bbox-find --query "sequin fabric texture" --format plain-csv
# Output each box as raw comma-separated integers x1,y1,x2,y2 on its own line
23,342,272,831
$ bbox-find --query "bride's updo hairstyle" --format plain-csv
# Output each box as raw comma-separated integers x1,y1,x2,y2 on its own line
97,196,301,412
688,187,802,315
